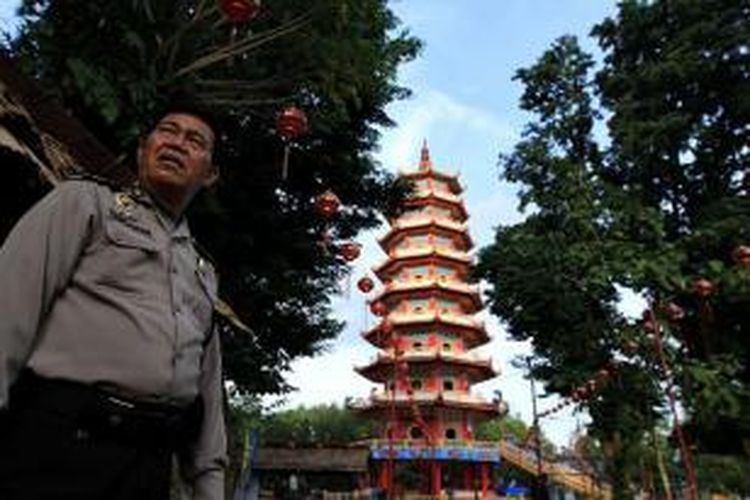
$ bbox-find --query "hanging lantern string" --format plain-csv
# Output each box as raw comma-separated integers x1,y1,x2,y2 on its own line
176,13,311,77
645,306,698,500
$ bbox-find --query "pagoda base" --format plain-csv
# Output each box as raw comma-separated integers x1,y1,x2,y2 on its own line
370,442,500,463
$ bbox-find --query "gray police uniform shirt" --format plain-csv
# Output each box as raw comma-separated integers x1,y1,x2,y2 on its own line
0,179,227,500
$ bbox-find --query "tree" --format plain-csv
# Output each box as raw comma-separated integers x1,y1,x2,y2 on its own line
592,0,750,457
255,404,375,446
476,36,659,496
4,0,421,393
478,0,750,495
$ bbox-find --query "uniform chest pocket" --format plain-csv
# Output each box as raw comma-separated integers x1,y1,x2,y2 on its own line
90,217,162,293
105,217,159,253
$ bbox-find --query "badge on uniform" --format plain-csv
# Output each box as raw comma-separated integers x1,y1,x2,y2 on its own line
112,192,136,220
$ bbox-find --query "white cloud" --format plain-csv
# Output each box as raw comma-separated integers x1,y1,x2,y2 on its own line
379,90,517,173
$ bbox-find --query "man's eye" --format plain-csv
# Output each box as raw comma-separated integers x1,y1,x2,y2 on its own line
157,124,178,134
189,137,208,150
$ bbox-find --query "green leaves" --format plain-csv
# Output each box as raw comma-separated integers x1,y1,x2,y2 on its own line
480,0,750,490
65,58,120,124
7,0,421,395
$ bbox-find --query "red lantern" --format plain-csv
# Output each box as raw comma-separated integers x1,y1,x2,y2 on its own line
339,242,362,262
220,0,260,23
357,277,374,293
276,106,308,141
315,190,340,219
370,300,388,317
692,278,715,297
665,302,684,322
732,245,750,267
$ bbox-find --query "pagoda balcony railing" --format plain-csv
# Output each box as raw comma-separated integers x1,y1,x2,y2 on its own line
385,245,473,263
382,279,479,296
413,188,461,204
368,349,493,368
366,389,496,407
388,311,484,329
390,214,466,232
369,439,500,451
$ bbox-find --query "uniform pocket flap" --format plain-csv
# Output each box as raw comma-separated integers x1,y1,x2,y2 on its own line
105,219,158,252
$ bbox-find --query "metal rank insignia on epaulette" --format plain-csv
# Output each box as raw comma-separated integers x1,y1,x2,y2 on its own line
113,192,136,220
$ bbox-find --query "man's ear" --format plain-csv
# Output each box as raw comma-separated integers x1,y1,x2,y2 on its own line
203,163,220,188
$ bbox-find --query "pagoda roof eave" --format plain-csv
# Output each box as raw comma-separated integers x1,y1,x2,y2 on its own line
378,219,474,250
400,196,469,222
373,247,472,276
370,281,482,310
356,353,498,384
353,394,500,416
399,169,463,195
362,318,490,349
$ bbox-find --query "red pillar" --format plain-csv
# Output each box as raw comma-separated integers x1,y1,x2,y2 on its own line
379,461,390,491
431,462,442,497
480,463,489,499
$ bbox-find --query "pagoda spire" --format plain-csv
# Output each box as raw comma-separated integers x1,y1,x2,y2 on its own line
419,139,432,171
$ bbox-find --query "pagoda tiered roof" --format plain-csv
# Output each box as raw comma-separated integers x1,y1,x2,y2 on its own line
362,313,490,349
354,390,500,416
374,246,472,276
372,279,482,311
377,218,474,251
355,350,498,384
397,142,464,195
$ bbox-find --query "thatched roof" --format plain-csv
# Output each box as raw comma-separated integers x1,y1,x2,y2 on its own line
0,54,134,186
254,447,370,472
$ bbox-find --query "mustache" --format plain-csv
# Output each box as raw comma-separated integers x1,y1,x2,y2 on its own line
156,147,187,168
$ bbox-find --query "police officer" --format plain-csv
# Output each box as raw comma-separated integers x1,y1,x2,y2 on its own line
0,100,226,499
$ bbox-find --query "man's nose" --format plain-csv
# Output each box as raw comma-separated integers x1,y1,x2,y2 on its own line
164,133,189,152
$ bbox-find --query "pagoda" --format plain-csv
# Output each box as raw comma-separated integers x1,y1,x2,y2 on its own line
355,143,502,497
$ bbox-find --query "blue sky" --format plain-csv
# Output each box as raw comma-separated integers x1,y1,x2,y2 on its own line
285,0,621,447
0,1,623,446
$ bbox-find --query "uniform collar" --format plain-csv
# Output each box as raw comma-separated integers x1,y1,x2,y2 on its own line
129,183,191,239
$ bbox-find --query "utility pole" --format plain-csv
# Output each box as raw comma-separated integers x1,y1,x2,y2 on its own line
526,357,547,500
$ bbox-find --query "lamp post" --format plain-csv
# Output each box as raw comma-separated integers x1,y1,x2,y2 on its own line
526,357,548,500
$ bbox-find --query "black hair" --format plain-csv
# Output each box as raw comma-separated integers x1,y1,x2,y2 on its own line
149,89,225,161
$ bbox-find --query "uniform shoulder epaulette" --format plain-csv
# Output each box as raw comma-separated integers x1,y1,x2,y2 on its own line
63,171,123,189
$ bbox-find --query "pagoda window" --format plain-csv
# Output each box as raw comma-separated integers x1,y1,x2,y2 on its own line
410,234,429,248
442,342,452,352
411,379,422,391
412,341,423,351
444,428,457,440
434,235,453,250
435,206,452,218
410,299,429,314
410,265,429,280
438,298,456,314
435,267,453,282
410,426,424,439
433,180,447,192
443,379,454,391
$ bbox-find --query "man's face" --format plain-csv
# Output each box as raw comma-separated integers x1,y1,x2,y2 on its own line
138,112,218,211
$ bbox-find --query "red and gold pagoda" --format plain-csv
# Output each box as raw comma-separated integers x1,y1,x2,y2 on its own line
354,143,502,497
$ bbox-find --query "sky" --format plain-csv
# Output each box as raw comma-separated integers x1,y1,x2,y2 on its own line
279,0,622,447
0,0,625,446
